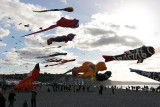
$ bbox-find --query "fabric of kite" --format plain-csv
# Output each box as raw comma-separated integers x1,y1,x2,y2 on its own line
130,68,160,81
23,17,79,37
47,33,76,45
14,63,40,90
37,52,67,58
103,46,155,64
44,58,76,67
72,62,107,80
33,7,73,12
94,71,112,81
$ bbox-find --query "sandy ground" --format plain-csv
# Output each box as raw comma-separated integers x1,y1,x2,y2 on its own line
2,86,160,107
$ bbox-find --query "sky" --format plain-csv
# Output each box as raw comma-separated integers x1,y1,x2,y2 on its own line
0,0,160,83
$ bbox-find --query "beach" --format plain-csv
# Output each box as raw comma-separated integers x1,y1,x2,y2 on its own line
2,86,160,107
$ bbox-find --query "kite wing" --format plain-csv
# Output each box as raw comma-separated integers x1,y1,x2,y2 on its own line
130,68,160,81
14,63,40,90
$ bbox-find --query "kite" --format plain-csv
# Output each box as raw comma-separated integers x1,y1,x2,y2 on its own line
22,17,79,37
44,58,75,67
14,63,40,90
72,62,107,80
130,68,160,81
47,33,76,45
33,7,73,12
103,45,155,64
94,71,112,81
18,23,22,25
24,24,29,27
37,52,67,58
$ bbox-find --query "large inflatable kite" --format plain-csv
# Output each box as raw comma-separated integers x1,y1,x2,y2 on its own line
33,7,73,12
94,71,112,81
23,17,79,37
103,46,155,64
44,58,75,67
130,68,160,81
47,33,76,45
14,63,40,90
72,62,107,80
37,52,67,58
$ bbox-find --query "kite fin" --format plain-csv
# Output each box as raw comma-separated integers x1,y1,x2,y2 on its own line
102,56,114,62
137,59,143,64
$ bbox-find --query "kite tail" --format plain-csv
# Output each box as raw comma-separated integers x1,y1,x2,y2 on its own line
33,10,48,12
129,68,141,73
22,25,58,37
102,55,114,62
33,9,61,12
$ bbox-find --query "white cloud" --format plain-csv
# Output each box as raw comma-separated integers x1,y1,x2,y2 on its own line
60,0,67,4
0,59,21,66
0,42,6,46
0,27,10,38
0,0,62,32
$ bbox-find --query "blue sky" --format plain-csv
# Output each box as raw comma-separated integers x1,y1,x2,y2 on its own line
1,0,160,83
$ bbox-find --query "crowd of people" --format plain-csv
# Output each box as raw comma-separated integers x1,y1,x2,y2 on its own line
0,84,160,107
0,89,37,107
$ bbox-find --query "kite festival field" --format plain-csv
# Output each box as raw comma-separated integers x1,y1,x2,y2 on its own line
2,86,160,107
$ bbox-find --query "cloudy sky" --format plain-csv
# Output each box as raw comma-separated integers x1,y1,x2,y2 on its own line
1,0,160,83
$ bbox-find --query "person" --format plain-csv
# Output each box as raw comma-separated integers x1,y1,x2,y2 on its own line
73,85,76,92
47,87,50,92
8,90,16,107
83,85,85,92
0,92,6,107
22,99,28,107
111,86,115,94
31,89,37,107
99,85,103,95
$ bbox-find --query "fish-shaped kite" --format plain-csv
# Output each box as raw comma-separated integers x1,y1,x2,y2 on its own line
44,58,75,67
14,63,40,90
22,17,79,37
72,62,107,80
33,7,73,12
130,68,160,81
37,52,67,59
47,33,76,45
103,46,155,64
